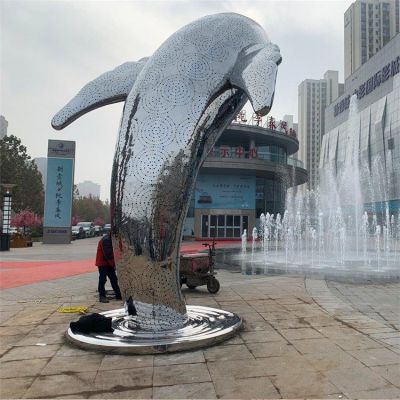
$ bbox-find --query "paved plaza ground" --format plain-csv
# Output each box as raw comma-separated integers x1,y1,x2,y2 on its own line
0,240,399,399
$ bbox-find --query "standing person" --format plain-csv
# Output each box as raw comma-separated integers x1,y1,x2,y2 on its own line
95,232,122,303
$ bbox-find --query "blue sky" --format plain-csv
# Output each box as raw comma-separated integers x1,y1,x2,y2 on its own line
0,0,353,200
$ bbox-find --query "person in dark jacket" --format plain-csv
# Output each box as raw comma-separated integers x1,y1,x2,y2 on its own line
95,232,122,303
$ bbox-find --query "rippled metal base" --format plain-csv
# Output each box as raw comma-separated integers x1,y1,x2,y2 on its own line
66,305,242,354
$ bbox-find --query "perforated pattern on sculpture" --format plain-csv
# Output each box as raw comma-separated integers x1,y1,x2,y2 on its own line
52,12,281,331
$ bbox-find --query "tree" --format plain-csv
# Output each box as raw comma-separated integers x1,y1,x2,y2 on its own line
72,195,110,223
0,135,44,215
11,209,43,235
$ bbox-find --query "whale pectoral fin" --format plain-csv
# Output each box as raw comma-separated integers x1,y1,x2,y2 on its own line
231,44,281,116
51,59,149,130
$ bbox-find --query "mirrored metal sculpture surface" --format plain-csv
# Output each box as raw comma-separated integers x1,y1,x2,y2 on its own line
53,13,281,335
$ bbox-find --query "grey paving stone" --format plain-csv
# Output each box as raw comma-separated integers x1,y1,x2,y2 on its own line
278,327,324,340
240,329,285,343
325,366,389,393
88,388,153,399
207,355,315,381
381,336,400,347
332,335,384,350
100,354,154,370
348,347,400,366
213,376,279,399
268,317,311,329
304,350,365,372
214,301,254,314
154,350,204,366
153,363,211,386
15,331,65,346
371,364,400,386
94,368,153,391
0,325,34,336
370,331,400,339
24,372,97,398
249,301,287,313
260,311,293,320
1,257,399,399
203,344,254,362
55,343,99,357
349,385,400,399
243,319,276,332
0,377,34,399
220,334,244,345
153,382,216,399
315,326,361,338
291,337,343,354
1,344,60,361
0,358,49,378
246,341,298,358
41,355,103,375
270,369,341,398
0,334,25,346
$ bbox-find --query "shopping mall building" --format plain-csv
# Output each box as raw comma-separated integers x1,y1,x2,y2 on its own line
183,118,308,239
321,34,400,215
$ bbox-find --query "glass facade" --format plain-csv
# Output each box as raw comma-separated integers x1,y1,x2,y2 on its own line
257,145,287,163
256,177,286,217
181,123,306,238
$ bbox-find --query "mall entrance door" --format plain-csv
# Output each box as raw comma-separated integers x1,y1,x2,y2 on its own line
201,215,248,238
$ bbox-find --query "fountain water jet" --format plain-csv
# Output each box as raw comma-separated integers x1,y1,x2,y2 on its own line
237,95,400,281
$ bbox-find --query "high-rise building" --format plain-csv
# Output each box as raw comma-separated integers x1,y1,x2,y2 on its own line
0,115,8,139
76,180,101,198
322,34,400,215
344,0,399,79
298,71,344,190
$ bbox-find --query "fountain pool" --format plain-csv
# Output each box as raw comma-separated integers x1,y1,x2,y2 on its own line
235,95,400,282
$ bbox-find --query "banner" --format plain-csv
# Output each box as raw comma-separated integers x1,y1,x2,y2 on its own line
43,158,74,227
195,174,255,210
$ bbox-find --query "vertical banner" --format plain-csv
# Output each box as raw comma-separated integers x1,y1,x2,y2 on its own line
43,140,75,244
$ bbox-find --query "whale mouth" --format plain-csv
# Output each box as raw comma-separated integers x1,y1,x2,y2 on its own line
255,91,275,117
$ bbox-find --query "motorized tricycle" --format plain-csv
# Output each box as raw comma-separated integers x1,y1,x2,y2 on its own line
180,239,220,294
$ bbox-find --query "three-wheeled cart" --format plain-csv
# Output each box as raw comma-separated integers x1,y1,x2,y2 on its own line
179,242,220,294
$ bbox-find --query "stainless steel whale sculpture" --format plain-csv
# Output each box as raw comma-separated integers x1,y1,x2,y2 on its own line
53,12,281,350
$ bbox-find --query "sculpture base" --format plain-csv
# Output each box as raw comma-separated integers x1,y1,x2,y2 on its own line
66,305,242,354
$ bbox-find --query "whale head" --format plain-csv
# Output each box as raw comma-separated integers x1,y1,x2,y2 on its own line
231,42,281,116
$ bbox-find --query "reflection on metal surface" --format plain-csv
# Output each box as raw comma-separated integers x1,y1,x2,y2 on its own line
52,13,281,333
66,306,242,354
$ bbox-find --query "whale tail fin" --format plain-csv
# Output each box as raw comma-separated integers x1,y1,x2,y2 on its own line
231,43,281,116
51,58,149,130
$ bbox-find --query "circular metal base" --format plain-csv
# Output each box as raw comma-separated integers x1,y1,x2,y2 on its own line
66,305,242,354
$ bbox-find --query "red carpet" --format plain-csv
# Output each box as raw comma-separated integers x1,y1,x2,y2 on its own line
0,260,95,289
0,241,238,289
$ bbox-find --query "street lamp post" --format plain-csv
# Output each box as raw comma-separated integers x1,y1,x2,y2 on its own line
1,184,16,251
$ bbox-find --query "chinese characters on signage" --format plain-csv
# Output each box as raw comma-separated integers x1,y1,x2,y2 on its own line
334,55,400,117
234,113,297,138
211,183,251,189
44,157,74,228
54,166,64,220
208,146,258,158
